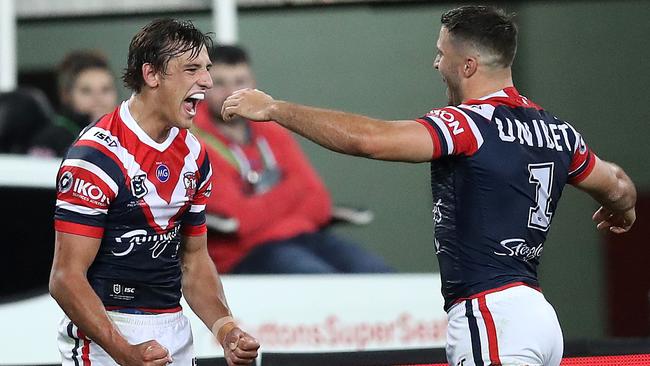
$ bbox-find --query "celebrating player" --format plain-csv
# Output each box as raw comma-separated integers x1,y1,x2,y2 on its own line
49,19,259,366
221,5,636,366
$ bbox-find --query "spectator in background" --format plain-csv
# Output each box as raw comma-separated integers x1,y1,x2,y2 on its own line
0,87,53,154
194,45,392,274
29,50,117,157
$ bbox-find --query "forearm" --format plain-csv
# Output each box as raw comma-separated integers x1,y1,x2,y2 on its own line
269,101,385,158
182,250,232,330
592,162,636,212
49,271,130,361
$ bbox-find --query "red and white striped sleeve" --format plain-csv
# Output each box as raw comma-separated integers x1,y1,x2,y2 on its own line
415,106,484,159
566,125,596,184
54,158,119,238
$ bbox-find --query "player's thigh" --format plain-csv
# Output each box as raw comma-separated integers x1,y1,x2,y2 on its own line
445,286,562,366
58,312,195,365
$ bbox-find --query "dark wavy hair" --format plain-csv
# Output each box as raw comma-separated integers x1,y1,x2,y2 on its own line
122,18,213,92
441,5,518,68
208,45,250,65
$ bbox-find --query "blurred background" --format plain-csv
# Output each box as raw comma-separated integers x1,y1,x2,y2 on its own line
1,0,648,357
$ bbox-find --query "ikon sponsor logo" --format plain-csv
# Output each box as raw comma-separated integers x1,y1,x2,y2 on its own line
426,109,465,135
70,177,110,205
494,238,543,262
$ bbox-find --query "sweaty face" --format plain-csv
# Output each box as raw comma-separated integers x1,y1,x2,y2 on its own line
67,68,117,122
433,27,464,106
156,45,213,129
206,63,255,122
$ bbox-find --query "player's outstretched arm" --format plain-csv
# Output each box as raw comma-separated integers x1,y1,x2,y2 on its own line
50,231,172,366
221,88,434,162
180,234,259,365
573,157,636,233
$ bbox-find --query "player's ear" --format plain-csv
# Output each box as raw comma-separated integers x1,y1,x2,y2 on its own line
463,57,478,78
142,63,160,88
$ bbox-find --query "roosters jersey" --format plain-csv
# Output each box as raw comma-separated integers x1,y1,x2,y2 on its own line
55,101,213,309
415,87,596,311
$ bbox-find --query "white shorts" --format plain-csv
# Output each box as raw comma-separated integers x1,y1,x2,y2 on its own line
57,310,195,365
446,284,563,366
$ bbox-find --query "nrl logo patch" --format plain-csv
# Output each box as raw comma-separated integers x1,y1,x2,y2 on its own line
130,174,148,199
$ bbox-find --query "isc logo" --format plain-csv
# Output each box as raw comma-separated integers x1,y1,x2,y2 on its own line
156,164,170,182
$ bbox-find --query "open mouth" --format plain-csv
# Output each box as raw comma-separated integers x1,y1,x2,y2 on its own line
183,92,205,117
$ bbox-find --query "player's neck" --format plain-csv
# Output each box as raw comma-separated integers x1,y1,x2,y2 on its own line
129,94,172,143
461,69,514,102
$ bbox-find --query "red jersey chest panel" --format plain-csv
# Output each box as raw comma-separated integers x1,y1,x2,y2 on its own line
54,102,212,308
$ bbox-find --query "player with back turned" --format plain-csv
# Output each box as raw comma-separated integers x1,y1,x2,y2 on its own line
221,6,636,366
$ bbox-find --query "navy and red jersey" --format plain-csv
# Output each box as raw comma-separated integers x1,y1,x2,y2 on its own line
416,87,596,311
54,101,213,310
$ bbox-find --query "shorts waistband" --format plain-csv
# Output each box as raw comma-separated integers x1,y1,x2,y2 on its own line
106,309,185,326
447,282,541,315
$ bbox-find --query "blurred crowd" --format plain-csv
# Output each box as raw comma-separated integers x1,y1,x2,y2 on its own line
0,50,117,156
0,46,392,276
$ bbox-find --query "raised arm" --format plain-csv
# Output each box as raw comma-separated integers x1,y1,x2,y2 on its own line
49,232,171,365
221,88,434,162
573,157,636,233
180,233,259,365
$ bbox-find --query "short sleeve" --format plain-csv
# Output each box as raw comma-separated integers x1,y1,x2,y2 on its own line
181,144,212,236
415,106,484,159
54,150,120,238
567,126,596,184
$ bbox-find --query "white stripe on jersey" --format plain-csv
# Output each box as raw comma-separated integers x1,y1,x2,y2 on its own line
477,89,508,100
62,158,119,196
79,126,196,230
56,199,108,215
189,204,205,213
450,107,485,149
564,121,581,154
459,103,496,123
430,117,455,155
184,131,212,191
119,101,179,152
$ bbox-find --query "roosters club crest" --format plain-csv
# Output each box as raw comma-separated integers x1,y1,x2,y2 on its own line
183,172,197,198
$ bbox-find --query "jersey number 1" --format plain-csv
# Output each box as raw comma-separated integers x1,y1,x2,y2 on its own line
528,163,554,231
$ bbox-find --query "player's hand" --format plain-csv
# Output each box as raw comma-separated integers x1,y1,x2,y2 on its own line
592,206,635,234
221,327,260,366
118,340,173,366
222,88,275,122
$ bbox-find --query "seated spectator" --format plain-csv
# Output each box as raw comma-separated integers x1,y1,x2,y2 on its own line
195,45,392,274
0,87,53,154
28,50,117,157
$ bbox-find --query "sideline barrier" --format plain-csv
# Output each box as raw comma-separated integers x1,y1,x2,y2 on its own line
0,275,446,365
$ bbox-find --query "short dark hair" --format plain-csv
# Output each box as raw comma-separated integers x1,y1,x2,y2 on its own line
208,45,250,65
58,50,111,96
122,18,213,93
441,5,517,67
